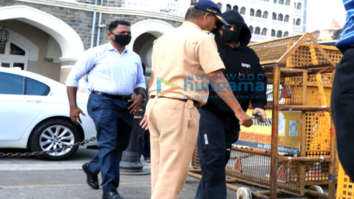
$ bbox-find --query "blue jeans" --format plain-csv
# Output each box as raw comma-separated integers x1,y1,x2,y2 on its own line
87,93,133,193
195,109,239,199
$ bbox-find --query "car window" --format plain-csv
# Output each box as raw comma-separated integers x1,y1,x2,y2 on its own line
25,77,50,96
0,72,25,95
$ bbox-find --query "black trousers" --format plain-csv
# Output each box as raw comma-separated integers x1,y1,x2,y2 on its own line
195,108,239,199
331,48,354,181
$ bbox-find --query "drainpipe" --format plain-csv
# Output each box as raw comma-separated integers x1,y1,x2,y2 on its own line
90,0,98,48
96,0,103,46
303,0,307,32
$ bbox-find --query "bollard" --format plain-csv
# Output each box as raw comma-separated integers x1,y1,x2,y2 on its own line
120,110,150,175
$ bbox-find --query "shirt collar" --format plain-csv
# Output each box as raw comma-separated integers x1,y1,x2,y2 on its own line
105,42,129,55
182,21,202,31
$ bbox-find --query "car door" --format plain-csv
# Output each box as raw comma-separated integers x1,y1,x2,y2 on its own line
0,71,49,141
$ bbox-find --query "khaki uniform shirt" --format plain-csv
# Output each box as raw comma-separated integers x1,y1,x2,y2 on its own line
149,21,225,105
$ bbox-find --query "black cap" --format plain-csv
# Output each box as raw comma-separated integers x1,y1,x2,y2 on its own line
192,0,230,26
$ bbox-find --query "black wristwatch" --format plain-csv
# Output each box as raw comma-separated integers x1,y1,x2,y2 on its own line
136,90,147,100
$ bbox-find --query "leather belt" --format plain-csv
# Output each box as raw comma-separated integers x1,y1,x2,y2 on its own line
92,90,131,101
150,95,201,108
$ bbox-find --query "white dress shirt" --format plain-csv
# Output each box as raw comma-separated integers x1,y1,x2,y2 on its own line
66,43,146,95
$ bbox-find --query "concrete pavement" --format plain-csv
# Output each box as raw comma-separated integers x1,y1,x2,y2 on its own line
0,148,312,199
0,148,236,199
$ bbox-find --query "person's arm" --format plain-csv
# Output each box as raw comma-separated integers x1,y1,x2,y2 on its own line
208,70,252,127
129,58,147,113
198,35,252,127
66,50,96,123
67,86,86,124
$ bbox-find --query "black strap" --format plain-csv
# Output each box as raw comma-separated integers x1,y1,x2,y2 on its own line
92,90,131,100
150,95,201,108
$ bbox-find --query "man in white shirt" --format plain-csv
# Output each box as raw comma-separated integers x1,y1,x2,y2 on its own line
66,20,146,199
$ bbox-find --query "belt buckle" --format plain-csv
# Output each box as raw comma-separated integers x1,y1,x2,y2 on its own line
186,99,194,109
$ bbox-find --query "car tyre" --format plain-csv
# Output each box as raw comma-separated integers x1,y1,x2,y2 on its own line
29,119,80,160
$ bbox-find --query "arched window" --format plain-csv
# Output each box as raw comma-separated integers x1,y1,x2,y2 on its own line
240,7,246,15
279,0,284,4
263,11,268,19
255,27,261,35
296,18,301,25
297,2,302,9
272,12,277,20
284,15,289,22
284,31,289,37
233,5,238,12
256,9,262,17
286,0,290,5
250,8,255,16
278,14,283,21
249,26,254,33
0,41,28,70
277,30,282,37
293,18,296,25
262,28,267,36
226,4,231,11
271,29,276,37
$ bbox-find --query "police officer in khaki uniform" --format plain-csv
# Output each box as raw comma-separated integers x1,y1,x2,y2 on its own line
140,1,253,199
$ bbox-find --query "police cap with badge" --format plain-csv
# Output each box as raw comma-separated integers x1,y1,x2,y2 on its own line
192,0,230,26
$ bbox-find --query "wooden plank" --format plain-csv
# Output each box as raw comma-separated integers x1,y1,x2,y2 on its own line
232,146,271,156
278,105,330,111
278,155,331,162
270,65,281,199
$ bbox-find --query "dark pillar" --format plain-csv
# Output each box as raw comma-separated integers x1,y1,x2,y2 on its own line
120,109,150,175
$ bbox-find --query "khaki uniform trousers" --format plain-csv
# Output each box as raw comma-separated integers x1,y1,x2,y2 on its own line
146,97,200,199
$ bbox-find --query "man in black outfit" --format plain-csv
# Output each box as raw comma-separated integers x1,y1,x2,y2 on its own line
195,10,267,199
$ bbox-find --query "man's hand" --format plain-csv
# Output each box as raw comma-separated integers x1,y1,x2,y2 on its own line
70,106,85,124
139,114,149,130
235,111,253,127
128,94,144,114
253,108,267,122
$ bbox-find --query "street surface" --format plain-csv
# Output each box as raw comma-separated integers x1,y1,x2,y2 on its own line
0,148,237,199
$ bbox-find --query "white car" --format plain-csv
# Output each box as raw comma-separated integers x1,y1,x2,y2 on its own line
0,67,96,160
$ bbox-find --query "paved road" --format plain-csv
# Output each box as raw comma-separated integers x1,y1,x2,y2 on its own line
0,148,237,199
0,147,316,198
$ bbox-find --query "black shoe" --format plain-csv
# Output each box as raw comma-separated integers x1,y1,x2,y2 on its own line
82,163,99,189
102,191,124,199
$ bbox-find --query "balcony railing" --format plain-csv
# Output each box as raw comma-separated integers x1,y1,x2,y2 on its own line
122,0,190,17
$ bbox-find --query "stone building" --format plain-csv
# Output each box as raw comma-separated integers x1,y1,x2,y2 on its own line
0,0,190,82
216,0,307,42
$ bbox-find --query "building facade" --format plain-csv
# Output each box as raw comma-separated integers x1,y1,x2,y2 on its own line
0,0,307,82
0,0,189,82
216,0,307,42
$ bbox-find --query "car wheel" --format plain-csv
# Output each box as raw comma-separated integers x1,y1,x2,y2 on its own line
29,119,80,160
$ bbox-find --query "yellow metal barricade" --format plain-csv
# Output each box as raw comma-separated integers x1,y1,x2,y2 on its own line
337,164,354,199
189,33,339,198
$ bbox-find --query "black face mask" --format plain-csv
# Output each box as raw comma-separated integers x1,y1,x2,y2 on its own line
221,28,241,44
113,34,131,46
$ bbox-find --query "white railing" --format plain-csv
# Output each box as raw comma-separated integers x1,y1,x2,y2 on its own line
122,0,190,17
